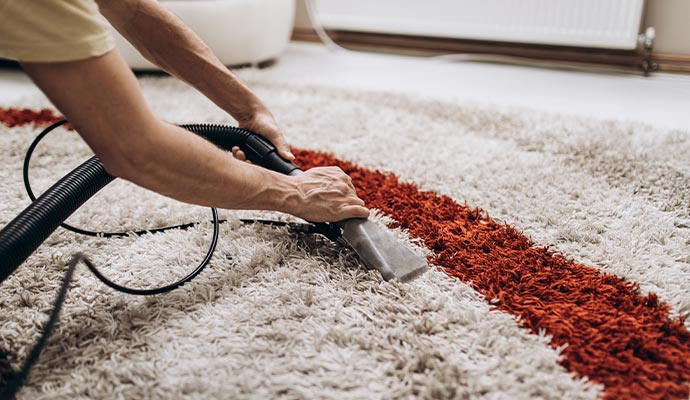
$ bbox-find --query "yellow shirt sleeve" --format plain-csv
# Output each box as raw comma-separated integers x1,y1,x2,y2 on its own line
0,0,115,62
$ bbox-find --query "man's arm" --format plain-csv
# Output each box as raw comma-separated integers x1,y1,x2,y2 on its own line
20,51,369,222
95,0,293,160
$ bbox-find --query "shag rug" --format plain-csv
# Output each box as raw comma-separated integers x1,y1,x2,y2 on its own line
1,73,689,400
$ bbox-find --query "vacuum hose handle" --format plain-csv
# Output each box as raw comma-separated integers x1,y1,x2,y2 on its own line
179,124,301,175
241,134,302,176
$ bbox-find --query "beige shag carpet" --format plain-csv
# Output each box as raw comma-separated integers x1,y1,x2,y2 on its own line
1,72,689,399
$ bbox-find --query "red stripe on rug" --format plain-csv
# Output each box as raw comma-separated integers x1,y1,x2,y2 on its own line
0,107,63,127
293,149,690,400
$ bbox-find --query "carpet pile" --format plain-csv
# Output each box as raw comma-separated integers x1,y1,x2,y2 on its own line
1,74,689,399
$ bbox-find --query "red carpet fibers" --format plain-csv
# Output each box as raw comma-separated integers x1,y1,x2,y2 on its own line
2,108,689,399
0,107,63,127
293,150,690,400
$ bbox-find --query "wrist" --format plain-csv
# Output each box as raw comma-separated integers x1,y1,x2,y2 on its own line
245,169,302,214
215,74,266,125
193,63,265,124
234,99,269,127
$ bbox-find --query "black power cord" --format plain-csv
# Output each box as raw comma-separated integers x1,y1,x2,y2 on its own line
1,121,342,400
1,253,82,400
22,120,221,296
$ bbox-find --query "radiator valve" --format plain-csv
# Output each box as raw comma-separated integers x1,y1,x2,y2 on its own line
638,26,655,51
637,27,657,75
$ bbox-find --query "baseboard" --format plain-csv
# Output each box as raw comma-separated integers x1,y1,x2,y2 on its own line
292,28,690,75
652,53,690,73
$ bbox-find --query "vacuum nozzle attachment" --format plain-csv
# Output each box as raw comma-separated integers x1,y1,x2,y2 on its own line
236,133,428,283
338,218,427,282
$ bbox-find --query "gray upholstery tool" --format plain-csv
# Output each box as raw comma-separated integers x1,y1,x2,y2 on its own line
337,218,427,282
242,134,428,283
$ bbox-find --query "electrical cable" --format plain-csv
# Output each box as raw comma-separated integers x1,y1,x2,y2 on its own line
22,119,220,296
1,253,82,400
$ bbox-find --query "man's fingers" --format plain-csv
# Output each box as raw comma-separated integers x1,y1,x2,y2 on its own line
231,146,248,162
264,133,294,161
275,136,295,161
346,179,358,193
252,132,294,161
236,111,294,161
341,205,371,219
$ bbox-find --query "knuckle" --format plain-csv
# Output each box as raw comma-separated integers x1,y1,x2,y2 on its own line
335,182,350,193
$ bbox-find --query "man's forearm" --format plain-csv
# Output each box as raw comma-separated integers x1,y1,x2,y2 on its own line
21,51,369,222
97,0,262,122
20,51,296,213
121,121,299,211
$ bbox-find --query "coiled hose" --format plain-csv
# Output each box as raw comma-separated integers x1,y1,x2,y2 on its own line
0,123,300,284
0,123,304,400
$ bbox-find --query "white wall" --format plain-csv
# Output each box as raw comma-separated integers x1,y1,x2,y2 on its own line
643,0,690,54
294,0,690,55
294,0,310,29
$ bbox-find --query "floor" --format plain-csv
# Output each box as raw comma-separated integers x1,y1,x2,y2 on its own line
1,41,689,131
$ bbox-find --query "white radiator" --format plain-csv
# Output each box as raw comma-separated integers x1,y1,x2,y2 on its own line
316,0,646,50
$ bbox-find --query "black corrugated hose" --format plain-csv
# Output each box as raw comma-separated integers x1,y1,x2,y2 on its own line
0,121,317,399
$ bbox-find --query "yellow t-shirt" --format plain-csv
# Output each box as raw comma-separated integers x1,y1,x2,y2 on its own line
0,0,114,62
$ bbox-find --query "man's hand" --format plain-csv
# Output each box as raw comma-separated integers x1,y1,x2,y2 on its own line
232,108,294,163
229,114,369,222
286,167,370,222
100,0,296,163
237,109,294,161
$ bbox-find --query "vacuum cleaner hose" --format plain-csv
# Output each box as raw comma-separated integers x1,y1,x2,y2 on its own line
0,124,301,284
182,124,300,175
0,157,113,282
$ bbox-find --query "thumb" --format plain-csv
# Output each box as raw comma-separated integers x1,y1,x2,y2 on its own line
341,205,371,220
272,136,295,161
